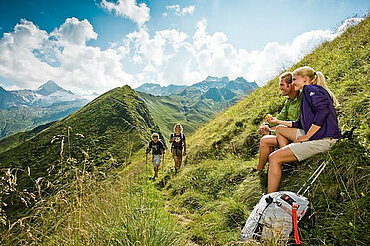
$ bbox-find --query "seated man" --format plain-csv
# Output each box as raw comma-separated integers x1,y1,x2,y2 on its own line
253,72,302,172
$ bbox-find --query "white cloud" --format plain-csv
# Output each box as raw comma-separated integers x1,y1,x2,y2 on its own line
51,17,98,46
0,18,133,94
0,16,363,95
166,5,195,16
337,17,363,34
101,0,150,27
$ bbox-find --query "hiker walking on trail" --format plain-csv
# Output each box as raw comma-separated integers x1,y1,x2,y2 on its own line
267,66,341,193
170,124,187,173
146,133,166,179
254,72,302,172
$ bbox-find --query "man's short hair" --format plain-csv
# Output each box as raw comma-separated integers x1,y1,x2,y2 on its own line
279,72,293,84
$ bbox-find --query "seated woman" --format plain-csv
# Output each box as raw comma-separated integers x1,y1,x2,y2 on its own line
267,66,341,193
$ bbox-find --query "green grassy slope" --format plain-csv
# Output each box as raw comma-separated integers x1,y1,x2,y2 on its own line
0,121,55,154
0,85,160,219
164,17,369,245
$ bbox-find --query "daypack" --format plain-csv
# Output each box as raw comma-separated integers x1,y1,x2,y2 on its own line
241,162,327,244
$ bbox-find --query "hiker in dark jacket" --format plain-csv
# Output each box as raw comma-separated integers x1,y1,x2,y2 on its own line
169,124,186,173
267,66,341,193
146,133,166,179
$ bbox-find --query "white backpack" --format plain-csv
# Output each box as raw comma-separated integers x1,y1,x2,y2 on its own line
241,162,327,244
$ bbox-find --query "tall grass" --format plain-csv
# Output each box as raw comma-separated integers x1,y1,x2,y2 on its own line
1,146,186,245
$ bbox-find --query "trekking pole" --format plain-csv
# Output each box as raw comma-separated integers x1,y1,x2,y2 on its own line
145,152,148,176
162,152,165,174
298,161,327,196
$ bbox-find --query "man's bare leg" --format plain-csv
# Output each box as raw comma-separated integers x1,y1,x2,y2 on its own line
267,147,297,193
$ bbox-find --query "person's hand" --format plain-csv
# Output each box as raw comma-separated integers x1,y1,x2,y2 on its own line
294,135,310,143
267,117,279,124
170,137,175,142
258,124,271,135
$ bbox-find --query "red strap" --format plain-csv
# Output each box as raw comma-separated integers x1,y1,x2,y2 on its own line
292,203,301,244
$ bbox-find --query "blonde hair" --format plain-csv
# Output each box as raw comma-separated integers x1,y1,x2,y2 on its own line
293,66,339,107
279,71,293,84
152,132,159,138
174,124,183,132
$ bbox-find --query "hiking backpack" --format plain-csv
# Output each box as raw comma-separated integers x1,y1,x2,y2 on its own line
241,162,327,244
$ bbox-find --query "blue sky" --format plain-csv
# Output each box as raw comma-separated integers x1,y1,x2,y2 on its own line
0,0,368,94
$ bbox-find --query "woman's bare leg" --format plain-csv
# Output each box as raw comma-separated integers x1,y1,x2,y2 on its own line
267,147,298,193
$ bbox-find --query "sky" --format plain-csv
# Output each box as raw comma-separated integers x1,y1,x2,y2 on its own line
0,0,368,95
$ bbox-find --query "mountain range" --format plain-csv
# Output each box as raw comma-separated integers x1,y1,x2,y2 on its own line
0,80,85,109
135,76,258,100
0,81,91,140
136,76,258,138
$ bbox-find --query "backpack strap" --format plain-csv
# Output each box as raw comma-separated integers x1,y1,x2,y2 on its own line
292,203,301,245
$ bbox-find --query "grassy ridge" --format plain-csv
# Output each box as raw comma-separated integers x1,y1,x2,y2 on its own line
165,17,370,245
0,85,160,219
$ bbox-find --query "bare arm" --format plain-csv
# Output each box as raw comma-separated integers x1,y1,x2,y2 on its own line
183,140,187,155
294,124,321,142
268,117,293,127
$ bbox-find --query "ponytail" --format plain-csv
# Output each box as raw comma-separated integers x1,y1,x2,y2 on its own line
312,71,339,107
294,66,339,107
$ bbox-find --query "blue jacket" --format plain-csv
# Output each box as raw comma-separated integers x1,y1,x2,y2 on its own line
292,85,341,140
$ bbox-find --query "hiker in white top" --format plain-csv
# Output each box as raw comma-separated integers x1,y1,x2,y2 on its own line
169,124,186,173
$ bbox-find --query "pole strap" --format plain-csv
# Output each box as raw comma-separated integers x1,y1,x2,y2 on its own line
292,203,301,244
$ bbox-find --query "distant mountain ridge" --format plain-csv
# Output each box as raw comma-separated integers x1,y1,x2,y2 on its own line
135,83,187,96
3,80,83,108
36,80,73,96
135,76,258,99
0,81,90,140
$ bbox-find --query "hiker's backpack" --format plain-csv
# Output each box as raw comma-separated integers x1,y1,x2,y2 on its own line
241,162,327,244
240,191,309,244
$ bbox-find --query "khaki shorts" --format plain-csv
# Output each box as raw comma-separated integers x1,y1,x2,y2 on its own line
152,154,162,167
171,147,182,157
284,129,338,161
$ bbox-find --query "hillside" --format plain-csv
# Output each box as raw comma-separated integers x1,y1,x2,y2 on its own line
0,85,160,219
0,121,55,154
137,76,258,139
163,17,369,245
138,92,224,139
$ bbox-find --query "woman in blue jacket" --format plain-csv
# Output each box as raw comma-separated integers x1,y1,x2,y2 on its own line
267,66,341,193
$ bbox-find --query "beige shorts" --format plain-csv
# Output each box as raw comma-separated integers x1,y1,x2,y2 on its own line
284,129,338,161
152,154,162,167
